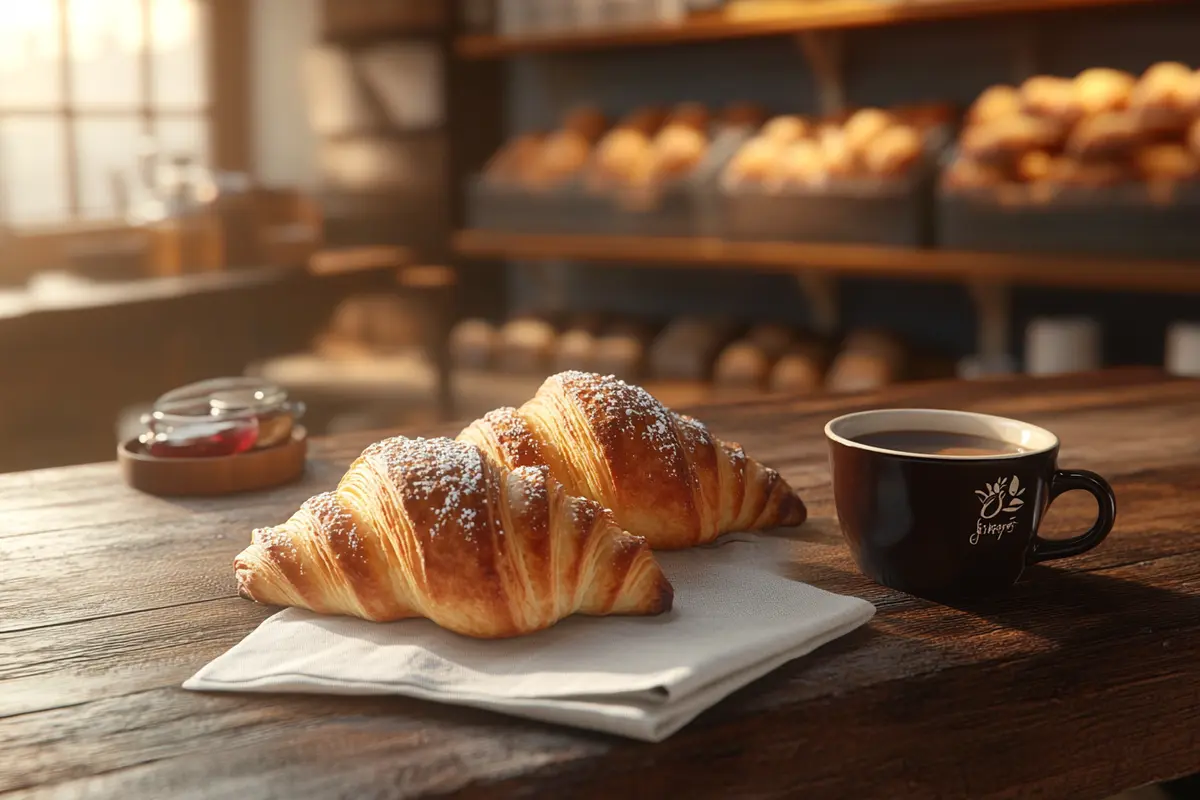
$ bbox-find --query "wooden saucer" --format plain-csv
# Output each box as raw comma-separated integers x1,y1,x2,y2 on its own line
118,427,308,497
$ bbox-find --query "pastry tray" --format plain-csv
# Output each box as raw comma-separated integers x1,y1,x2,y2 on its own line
937,181,1200,259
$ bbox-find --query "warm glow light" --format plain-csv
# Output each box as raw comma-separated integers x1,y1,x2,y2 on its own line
0,0,198,72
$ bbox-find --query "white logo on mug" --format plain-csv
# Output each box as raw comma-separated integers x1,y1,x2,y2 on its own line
971,475,1025,544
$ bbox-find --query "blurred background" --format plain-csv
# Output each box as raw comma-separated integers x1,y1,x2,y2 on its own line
3,0,1200,476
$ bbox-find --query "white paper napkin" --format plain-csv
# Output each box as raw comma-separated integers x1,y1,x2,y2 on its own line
185,536,875,742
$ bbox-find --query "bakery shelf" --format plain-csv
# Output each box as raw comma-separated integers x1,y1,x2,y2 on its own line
456,0,1164,58
453,229,1200,294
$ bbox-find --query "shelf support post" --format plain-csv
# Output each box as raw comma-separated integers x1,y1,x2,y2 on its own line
797,31,846,116
796,271,840,337
967,278,1015,374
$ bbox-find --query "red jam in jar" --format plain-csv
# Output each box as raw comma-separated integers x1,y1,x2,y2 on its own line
140,377,305,458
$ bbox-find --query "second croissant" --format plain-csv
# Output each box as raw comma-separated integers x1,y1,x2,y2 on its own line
458,371,807,549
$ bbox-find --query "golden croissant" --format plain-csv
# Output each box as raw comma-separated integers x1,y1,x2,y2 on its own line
458,371,806,550
234,436,673,638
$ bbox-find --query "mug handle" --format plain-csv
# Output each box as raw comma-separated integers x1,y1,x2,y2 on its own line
1027,469,1117,563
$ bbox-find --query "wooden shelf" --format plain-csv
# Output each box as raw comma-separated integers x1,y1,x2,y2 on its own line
453,230,1200,294
456,0,1164,58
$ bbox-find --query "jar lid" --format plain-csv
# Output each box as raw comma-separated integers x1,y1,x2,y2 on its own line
155,377,288,418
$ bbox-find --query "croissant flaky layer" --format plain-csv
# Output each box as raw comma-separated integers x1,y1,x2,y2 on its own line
458,371,807,549
234,437,673,638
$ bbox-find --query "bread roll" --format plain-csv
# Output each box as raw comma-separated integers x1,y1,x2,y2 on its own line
648,317,737,381
746,323,797,359
364,295,421,352
723,136,785,188
843,108,896,155
592,127,653,185
1065,110,1144,160
961,115,1065,165
553,328,599,373
1016,150,1054,183
1131,62,1193,111
769,340,829,395
1183,70,1200,116
498,317,557,374
1045,156,1132,188
761,115,811,146
771,139,827,189
1190,118,1200,158
1134,143,1199,182
863,124,923,177
969,86,1022,125
592,321,653,382
713,340,772,389
650,123,708,179
529,130,591,187
826,330,906,393
1075,68,1136,115
1019,76,1083,125
449,318,498,369
943,156,1011,190
818,126,858,178
562,106,609,143
484,133,545,183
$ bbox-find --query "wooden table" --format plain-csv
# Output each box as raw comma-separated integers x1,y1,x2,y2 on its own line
3,369,1198,799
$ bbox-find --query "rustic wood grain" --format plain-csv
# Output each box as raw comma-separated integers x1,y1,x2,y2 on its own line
452,230,1200,294
1,370,1198,799
455,0,1169,58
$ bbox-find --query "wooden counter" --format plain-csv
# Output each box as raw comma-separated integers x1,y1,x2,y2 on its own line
2,369,1199,798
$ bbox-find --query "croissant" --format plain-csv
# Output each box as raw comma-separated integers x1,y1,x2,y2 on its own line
457,371,806,550
234,436,673,638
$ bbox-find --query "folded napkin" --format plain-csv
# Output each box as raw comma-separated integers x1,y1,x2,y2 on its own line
185,536,874,742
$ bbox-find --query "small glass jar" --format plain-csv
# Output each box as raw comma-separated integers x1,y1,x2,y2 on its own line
139,377,305,458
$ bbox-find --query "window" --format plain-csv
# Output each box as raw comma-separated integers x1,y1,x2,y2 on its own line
0,0,209,227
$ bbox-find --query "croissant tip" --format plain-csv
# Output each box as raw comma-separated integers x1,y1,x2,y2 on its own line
778,488,808,528
655,578,675,614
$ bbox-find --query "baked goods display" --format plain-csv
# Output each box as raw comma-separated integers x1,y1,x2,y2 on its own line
717,104,948,246
458,371,807,549
948,61,1200,195
943,61,1200,257
447,313,936,403
234,436,673,637
723,105,946,191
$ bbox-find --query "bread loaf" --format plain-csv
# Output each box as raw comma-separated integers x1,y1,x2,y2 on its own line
1075,68,1136,115
826,330,906,393
1065,110,1144,160
648,317,738,381
863,125,923,177
761,115,811,146
769,340,829,395
969,85,1022,125
745,323,797,359
843,108,896,156
553,328,599,373
498,317,557,374
1019,76,1083,125
593,321,654,381
449,318,498,369
713,340,772,389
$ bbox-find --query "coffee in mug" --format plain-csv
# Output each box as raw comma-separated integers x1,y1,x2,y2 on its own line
825,409,1116,600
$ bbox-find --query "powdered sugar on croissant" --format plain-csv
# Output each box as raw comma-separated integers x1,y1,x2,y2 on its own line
458,371,806,549
234,436,672,638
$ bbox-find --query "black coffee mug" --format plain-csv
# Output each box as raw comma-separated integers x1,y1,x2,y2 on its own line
826,409,1117,600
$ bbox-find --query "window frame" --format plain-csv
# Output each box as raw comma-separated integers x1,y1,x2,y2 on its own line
0,0,249,230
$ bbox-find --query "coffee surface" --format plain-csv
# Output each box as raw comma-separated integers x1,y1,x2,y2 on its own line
853,429,1027,457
